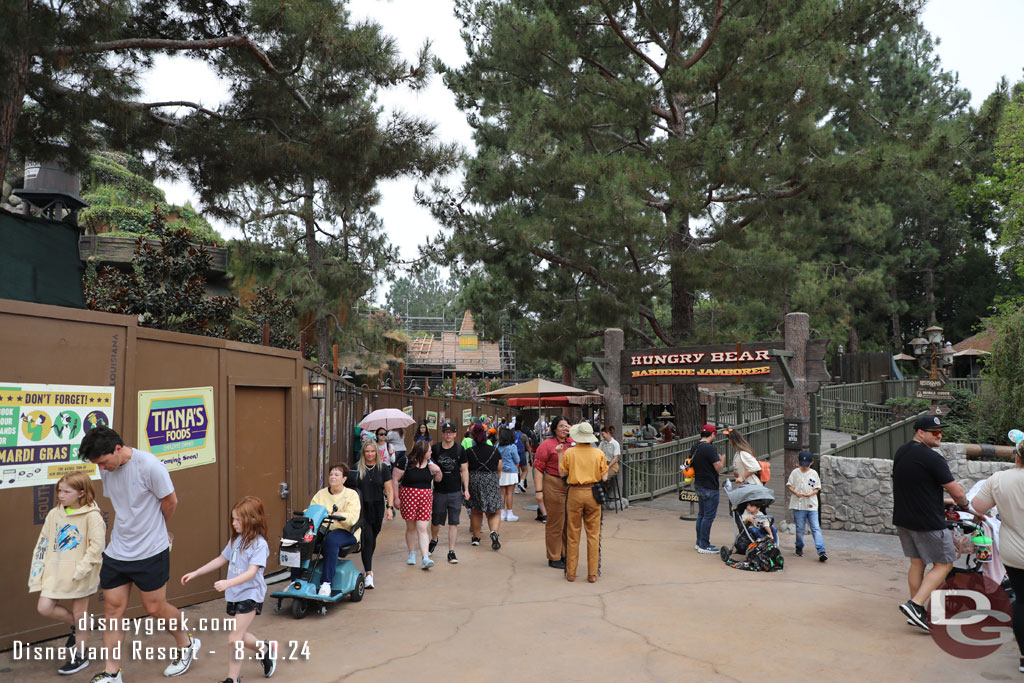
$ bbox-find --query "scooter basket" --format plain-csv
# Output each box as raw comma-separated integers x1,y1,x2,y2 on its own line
279,538,314,568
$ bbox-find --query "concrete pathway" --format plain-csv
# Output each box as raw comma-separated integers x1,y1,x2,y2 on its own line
2,494,1017,682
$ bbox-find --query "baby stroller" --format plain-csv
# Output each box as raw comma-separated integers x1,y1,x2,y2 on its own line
720,485,784,572
271,499,367,618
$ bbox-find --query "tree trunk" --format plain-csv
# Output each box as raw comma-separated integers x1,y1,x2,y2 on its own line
890,283,902,352
924,268,936,325
670,218,700,434
0,14,30,179
847,324,859,355
301,174,331,365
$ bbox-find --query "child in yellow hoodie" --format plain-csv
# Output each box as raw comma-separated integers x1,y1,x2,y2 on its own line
29,471,106,675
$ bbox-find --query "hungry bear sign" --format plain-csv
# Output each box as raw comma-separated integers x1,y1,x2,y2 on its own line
621,341,830,385
137,386,216,472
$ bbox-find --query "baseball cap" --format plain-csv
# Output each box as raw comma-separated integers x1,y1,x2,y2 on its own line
701,424,717,434
798,450,814,466
440,420,457,432
913,415,946,432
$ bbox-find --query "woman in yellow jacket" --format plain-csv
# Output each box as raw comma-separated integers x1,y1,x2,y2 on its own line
307,463,361,597
559,422,608,583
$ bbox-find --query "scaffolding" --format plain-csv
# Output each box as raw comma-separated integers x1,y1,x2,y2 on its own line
402,312,516,382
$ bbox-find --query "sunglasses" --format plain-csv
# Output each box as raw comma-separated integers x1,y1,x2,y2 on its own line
928,430,943,437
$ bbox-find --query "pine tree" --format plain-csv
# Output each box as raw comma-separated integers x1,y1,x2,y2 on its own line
435,0,926,430
162,1,458,364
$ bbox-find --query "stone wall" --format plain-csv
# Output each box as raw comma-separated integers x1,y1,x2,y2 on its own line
820,443,1015,534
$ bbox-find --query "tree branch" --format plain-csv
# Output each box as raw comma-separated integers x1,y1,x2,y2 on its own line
528,244,675,345
681,0,725,69
709,181,809,204
598,2,665,76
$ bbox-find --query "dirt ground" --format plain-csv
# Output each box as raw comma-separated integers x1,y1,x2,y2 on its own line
2,496,1018,682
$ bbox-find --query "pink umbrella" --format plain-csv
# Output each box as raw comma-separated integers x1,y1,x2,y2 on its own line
358,408,417,432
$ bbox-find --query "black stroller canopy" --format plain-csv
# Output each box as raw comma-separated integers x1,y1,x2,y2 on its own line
727,485,775,509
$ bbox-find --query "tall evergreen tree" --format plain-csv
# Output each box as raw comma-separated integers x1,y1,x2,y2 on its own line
434,0,925,430
163,1,458,364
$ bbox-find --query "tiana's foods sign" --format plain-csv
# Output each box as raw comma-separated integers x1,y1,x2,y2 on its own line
621,341,829,385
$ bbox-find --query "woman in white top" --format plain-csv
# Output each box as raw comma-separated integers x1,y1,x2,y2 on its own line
727,429,761,486
968,439,1024,674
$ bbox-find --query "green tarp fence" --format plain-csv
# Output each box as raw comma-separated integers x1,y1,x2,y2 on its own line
0,208,85,308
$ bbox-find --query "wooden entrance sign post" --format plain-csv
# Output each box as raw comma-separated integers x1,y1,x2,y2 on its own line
614,313,829,512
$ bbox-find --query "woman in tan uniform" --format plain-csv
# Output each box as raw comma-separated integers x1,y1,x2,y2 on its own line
559,422,609,583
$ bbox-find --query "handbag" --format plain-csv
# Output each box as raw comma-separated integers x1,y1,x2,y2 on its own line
592,481,607,504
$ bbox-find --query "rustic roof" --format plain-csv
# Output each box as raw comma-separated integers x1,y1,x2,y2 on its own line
952,328,997,354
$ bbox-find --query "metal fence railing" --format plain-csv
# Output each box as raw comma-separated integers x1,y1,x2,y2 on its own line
818,399,894,435
819,413,921,460
623,414,784,501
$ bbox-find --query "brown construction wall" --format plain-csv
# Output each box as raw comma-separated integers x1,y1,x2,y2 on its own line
0,299,517,650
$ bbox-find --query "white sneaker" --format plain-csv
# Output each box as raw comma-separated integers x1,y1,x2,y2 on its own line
500,509,508,521
89,671,123,683
506,512,519,521
407,551,416,565
162,635,200,677
365,573,375,589
318,582,332,597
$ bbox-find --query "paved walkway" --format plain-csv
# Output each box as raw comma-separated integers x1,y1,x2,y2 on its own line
2,494,1017,682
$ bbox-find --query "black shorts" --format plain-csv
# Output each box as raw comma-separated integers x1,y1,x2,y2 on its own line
226,599,263,616
99,549,170,592
431,491,463,526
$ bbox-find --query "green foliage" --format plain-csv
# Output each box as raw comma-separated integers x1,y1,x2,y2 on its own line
83,210,237,337
161,0,458,366
234,286,299,351
991,86,1024,275
80,205,152,234
385,273,460,320
976,305,1024,443
84,155,164,203
435,0,950,390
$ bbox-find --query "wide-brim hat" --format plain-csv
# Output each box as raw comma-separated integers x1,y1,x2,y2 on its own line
569,422,598,444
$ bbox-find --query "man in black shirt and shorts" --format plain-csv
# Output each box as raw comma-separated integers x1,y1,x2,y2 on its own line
892,414,969,631
429,421,470,564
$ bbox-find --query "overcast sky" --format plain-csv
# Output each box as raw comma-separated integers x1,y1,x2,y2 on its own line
146,0,1024,299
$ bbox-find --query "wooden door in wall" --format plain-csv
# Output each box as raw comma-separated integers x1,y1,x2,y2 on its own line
231,386,288,572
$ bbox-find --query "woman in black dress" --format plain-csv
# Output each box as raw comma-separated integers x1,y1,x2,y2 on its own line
346,440,395,589
466,423,503,550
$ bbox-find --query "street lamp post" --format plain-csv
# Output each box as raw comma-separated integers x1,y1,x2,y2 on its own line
908,325,955,412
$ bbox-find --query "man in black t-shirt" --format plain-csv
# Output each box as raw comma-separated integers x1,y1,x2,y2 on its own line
892,414,969,631
691,424,723,554
429,421,470,564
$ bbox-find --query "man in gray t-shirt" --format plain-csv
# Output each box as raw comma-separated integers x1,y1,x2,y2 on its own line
80,427,200,681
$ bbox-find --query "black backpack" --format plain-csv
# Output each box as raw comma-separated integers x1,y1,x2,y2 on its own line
283,515,313,542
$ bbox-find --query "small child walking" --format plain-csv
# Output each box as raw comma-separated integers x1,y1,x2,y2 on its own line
182,496,277,682
497,427,520,521
787,450,828,562
29,471,106,675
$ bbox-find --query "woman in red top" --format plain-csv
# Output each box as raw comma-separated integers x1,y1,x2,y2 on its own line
532,416,574,569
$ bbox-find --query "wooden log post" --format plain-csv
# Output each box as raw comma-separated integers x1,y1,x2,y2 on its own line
604,328,627,508
783,312,810,522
